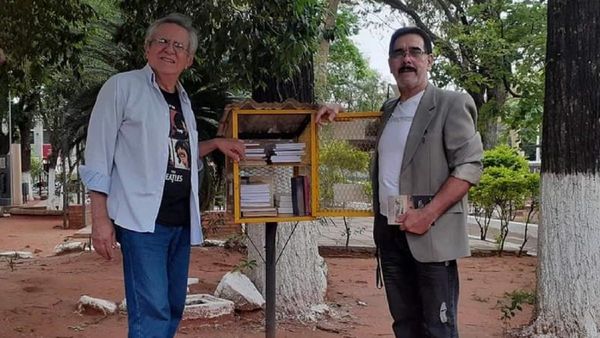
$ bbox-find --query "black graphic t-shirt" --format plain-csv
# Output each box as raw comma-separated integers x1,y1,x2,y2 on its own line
155,89,191,227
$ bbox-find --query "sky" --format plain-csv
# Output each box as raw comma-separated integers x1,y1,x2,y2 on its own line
351,5,407,84
352,26,395,83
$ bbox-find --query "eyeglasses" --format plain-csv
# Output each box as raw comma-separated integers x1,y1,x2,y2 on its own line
390,47,427,59
151,38,189,54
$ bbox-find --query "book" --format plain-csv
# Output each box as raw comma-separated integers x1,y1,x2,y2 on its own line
272,150,305,156
275,193,294,214
276,207,294,214
242,208,278,217
241,207,278,212
239,159,268,166
245,153,266,158
411,195,434,209
303,176,311,215
274,142,305,150
240,201,272,207
270,155,302,163
291,176,306,216
240,181,273,208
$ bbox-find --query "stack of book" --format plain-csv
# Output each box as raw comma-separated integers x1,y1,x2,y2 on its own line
240,181,276,217
241,141,267,165
270,142,306,163
275,194,294,214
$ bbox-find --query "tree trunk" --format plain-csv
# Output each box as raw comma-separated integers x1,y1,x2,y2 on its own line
246,222,328,317
314,0,340,102
22,171,32,202
485,82,507,149
480,115,499,150
529,175,600,335
249,51,327,316
47,167,60,210
252,60,315,103
18,118,33,201
18,119,32,173
465,88,497,149
0,132,8,155
523,0,600,336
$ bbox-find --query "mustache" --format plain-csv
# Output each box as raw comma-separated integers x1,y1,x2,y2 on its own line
399,66,417,72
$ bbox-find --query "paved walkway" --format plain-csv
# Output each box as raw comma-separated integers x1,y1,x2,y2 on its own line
317,216,538,256
28,193,536,256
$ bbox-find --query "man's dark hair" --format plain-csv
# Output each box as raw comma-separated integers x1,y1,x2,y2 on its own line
388,27,433,55
174,113,185,129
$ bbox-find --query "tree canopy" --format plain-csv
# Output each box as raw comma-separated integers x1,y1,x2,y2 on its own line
321,5,388,111
371,0,547,149
0,0,94,166
0,0,94,93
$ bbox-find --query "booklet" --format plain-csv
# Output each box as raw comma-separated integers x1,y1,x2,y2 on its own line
387,195,410,225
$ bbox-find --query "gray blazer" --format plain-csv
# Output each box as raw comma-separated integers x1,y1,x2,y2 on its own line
372,83,483,262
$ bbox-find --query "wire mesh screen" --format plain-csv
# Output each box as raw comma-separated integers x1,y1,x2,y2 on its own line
316,115,380,215
239,166,295,197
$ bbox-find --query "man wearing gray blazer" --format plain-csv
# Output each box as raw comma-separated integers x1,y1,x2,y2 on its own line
372,27,483,337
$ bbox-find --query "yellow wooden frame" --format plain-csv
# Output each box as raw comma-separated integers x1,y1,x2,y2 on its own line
230,108,382,224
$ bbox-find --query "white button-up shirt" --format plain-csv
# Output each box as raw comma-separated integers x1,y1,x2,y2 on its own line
80,64,203,244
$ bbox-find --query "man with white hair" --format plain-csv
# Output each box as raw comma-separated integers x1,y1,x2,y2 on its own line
80,13,244,338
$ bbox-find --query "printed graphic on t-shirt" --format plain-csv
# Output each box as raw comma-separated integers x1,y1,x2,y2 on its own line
170,107,189,139
168,105,191,170
156,89,192,227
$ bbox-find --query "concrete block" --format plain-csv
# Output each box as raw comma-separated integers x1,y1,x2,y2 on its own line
183,294,234,321
187,277,200,293
118,298,127,313
0,251,33,259
54,241,87,255
214,271,265,311
203,239,226,247
77,295,117,315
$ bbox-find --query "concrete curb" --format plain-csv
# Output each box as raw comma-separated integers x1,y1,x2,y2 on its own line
8,208,63,216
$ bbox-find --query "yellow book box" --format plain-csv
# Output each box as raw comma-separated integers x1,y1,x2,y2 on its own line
218,100,381,224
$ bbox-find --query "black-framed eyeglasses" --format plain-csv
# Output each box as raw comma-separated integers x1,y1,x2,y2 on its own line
151,38,189,55
390,47,427,59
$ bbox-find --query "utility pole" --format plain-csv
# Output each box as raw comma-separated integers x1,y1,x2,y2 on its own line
8,90,12,205
8,90,11,153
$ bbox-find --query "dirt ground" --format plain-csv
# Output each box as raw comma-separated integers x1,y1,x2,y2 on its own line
0,215,536,337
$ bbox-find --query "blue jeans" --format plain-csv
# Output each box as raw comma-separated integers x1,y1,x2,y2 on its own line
376,213,459,338
116,223,191,338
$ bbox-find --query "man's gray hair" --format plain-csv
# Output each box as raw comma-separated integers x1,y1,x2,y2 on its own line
144,13,198,55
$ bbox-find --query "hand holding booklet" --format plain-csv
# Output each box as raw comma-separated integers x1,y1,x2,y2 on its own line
387,195,410,225
387,194,435,225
